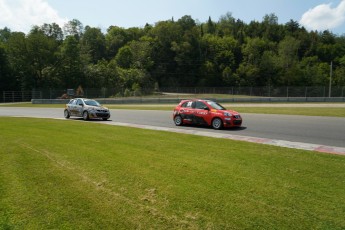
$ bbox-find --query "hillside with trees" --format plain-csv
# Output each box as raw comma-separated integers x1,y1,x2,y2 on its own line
1,13,345,95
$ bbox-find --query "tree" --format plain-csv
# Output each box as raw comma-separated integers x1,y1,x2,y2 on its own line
25,28,60,88
57,36,84,88
105,26,130,59
236,62,260,86
2,14,345,92
84,60,119,89
115,45,133,68
40,23,64,42
81,26,106,64
239,37,277,86
242,37,267,65
0,28,13,91
218,12,238,37
262,13,284,42
0,43,15,91
277,36,300,85
113,39,155,90
298,56,322,85
199,34,239,86
5,32,31,90
285,20,300,35
129,38,154,70
149,20,182,87
63,19,84,40
117,68,151,93
260,50,279,86
170,18,201,86
263,13,278,25
334,56,345,86
0,27,11,43
105,26,143,60
205,16,216,35
177,15,196,31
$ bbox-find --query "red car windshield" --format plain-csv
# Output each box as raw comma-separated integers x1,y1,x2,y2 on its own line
207,101,226,110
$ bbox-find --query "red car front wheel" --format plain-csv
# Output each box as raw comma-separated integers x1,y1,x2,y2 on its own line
212,118,223,130
174,115,183,126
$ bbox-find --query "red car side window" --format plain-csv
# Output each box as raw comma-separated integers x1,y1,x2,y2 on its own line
181,102,189,107
195,101,206,109
181,101,193,108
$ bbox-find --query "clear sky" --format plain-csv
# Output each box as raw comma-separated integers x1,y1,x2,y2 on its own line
1,0,345,35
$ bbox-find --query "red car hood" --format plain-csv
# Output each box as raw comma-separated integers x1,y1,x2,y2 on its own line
216,109,240,115
227,109,240,114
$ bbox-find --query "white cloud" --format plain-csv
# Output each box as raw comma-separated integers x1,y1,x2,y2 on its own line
300,0,345,31
0,0,68,33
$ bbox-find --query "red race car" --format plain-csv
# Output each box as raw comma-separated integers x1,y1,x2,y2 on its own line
173,99,242,129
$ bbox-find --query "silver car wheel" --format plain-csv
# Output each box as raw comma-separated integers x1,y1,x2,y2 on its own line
212,118,222,130
64,109,70,119
83,111,89,120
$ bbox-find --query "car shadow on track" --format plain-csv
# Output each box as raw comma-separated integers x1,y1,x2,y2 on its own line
66,118,113,122
176,124,247,132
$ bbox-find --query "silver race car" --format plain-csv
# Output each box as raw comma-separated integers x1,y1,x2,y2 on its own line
64,98,110,121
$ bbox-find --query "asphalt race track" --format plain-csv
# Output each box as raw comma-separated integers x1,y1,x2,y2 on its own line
1,107,345,153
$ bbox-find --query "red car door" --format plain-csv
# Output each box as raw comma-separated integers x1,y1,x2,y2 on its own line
193,101,211,125
179,100,194,124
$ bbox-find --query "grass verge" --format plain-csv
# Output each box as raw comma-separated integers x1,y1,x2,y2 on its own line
233,107,345,117
1,117,345,229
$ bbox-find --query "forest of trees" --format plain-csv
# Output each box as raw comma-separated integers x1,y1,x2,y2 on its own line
1,13,345,96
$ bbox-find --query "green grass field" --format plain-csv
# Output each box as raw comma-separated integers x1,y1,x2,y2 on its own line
1,118,345,229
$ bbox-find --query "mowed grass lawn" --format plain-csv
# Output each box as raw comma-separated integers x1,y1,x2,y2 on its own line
1,118,345,229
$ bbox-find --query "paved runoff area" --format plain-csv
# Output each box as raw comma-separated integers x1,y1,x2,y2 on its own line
103,121,345,156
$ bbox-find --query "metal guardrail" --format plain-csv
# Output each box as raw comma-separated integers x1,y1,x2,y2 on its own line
2,91,42,103
31,97,345,104
2,86,345,103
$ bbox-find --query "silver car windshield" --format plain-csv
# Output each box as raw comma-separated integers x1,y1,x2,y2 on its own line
84,100,100,106
207,101,226,110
